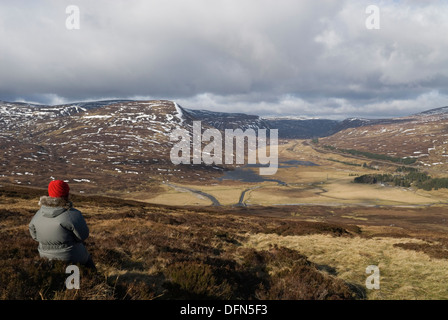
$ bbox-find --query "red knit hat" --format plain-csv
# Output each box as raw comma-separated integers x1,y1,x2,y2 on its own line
48,180,70,198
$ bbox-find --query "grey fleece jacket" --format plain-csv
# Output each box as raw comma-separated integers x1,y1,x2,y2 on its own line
29,196,91,264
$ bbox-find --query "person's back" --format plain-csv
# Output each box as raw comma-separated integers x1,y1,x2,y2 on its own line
29,180,95,268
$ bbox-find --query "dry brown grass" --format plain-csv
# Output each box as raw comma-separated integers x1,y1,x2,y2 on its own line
0,184,361,300
3,183,448,300
243,231,448,300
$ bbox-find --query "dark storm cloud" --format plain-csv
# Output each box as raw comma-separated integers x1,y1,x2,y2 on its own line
0,0,448,118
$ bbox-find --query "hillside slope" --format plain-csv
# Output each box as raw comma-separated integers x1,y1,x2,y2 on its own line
0,100,224,193
0,184,360,300
3,184,448,300
319,111,448,173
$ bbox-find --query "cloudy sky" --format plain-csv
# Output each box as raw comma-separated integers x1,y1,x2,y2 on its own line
1,0,448,119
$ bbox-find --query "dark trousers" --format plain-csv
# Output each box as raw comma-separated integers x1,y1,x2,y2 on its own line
83,255,96,271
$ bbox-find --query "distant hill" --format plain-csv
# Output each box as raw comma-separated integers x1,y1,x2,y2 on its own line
0,100,222,192
414,106,448,117
319,108,448,171
264,118,339,139
182,108,270,131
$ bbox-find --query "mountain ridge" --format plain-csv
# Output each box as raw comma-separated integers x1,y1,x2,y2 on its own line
6,99,447,140
3,99,448,139
2,99,448,192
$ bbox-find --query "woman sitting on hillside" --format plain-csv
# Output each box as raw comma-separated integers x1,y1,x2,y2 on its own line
29,180,95,269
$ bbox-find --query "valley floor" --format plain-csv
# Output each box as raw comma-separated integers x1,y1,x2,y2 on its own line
132,140,448,208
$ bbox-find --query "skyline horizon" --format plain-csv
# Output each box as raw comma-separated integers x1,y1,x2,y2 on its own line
1,1,448,121
1,97,446,121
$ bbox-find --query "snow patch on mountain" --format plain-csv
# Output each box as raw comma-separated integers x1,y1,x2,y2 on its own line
173,102,184,124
